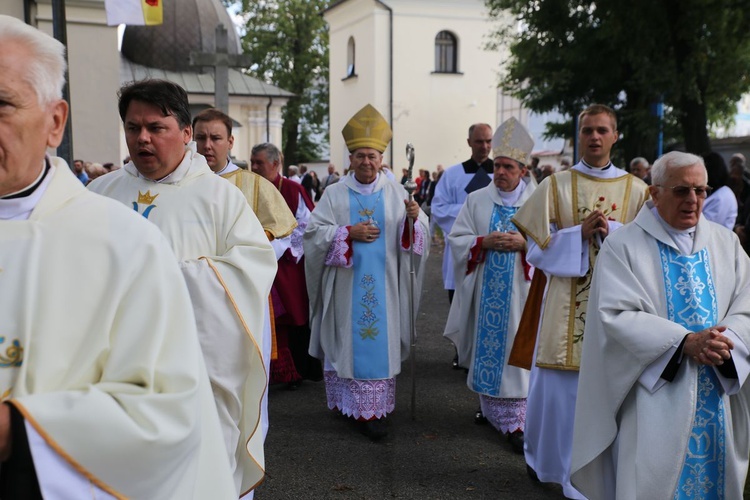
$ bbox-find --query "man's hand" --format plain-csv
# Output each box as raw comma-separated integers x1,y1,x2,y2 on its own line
684,326,734,366
481,231,526,252
404,199,420,219
581,210,609,241
0,403,11,461
349,220,381,243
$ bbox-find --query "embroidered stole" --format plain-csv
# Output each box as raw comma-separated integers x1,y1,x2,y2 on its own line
471,205,518,396
349,189,389,379
657,242,725,499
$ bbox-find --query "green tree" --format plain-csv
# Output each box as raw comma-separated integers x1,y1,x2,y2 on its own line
237,0,330,166
486,0,750,158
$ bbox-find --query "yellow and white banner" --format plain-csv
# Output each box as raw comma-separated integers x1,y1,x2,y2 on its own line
105,0,163,26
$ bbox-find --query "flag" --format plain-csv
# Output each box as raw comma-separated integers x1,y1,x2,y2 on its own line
105,0,163,26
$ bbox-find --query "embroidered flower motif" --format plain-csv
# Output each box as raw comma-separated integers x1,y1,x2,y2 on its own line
578,195,620,219
0,337,23,368
358,275,379,340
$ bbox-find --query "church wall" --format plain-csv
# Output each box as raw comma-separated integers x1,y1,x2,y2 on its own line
35,1,124,166
326,0,510,175
326,0,388,172
0,0,25,19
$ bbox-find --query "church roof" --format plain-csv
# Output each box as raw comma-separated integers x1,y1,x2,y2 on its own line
120,55,294,99
121,0,240,73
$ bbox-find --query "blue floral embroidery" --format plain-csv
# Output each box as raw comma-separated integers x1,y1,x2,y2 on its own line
358,274,379,340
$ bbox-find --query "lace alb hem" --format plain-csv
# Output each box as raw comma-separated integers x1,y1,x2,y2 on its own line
479,395,526,434
324,370,395,420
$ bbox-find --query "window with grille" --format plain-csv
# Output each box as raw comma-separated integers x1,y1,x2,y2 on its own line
435,31,457,73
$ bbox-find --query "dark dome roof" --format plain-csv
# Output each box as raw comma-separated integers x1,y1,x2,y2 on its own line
121,0,241,73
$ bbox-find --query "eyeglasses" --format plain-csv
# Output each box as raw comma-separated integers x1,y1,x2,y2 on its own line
655,185,712,198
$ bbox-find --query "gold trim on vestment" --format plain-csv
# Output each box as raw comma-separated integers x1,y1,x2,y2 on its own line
200,257,267,491
10,401,126,500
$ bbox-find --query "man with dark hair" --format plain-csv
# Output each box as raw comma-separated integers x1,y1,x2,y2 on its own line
0,17,235,498
89,79,276,496
193,107,296,442
511,104,650,498
251,143,321,387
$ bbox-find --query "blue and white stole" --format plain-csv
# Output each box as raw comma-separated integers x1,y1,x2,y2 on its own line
471,205,518,396
657,242,725,499
349,188,389,379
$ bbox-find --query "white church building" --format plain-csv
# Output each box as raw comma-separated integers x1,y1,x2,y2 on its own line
324,0,529,173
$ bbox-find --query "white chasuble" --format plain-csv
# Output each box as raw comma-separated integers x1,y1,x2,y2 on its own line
572,204,750,500
512,165,650,370
304,173,430,380
445,181,535,398
89,147,277,495
1,159,235,498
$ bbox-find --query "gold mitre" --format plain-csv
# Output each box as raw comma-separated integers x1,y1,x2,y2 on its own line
342,104,392,153
491,117,534,166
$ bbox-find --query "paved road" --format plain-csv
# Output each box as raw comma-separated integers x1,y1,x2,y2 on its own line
256,240,564,500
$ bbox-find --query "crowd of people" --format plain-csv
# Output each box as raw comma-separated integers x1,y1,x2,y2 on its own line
4,15,750,500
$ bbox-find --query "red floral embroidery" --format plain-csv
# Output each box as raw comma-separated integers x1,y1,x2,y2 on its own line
578,195,620,219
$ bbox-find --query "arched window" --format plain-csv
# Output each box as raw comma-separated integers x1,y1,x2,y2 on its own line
435,31,457,73
346,36,356,78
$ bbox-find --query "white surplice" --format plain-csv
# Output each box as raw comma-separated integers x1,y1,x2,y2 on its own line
431,161,486,290
0,159,236,498
571,204,750,499
89,144,277,495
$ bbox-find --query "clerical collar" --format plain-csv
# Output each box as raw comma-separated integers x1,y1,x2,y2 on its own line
650,206,696,255
352,172,379,195
462,157,494,175
215,159,239,176
497,179,526,206
128,148,192,184
0,160,56,221
580,159,612,171
2,160,50,199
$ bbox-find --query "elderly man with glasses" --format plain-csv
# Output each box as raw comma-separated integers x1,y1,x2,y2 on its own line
572,150,750,499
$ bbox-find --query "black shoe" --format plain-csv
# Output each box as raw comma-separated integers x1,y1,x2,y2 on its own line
474,408,487,425
508,430,524,454
526,464,540,482
452,354,461,370
360,418,388,441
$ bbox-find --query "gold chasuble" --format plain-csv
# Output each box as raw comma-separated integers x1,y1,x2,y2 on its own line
512,170,649,370
221,169,297,241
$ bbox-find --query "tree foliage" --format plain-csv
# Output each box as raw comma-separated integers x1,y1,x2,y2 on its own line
486,0,750,159
237,0,330,165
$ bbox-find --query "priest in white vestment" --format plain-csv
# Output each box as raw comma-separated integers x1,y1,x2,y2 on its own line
0,16,236,498
193,107,297,443
89,79,277,497
304,104,429,441
445,118,536,453
511,105,650,498
572,151,750,499
432,123,495,370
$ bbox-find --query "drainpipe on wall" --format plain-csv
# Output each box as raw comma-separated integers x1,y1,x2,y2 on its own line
375,0,393,168
266,97,273,143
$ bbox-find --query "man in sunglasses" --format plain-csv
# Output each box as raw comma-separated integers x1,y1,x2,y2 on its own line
511,104,650,498
572,151,750,499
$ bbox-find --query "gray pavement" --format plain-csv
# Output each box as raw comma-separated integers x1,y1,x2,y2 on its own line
256,240,564,500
